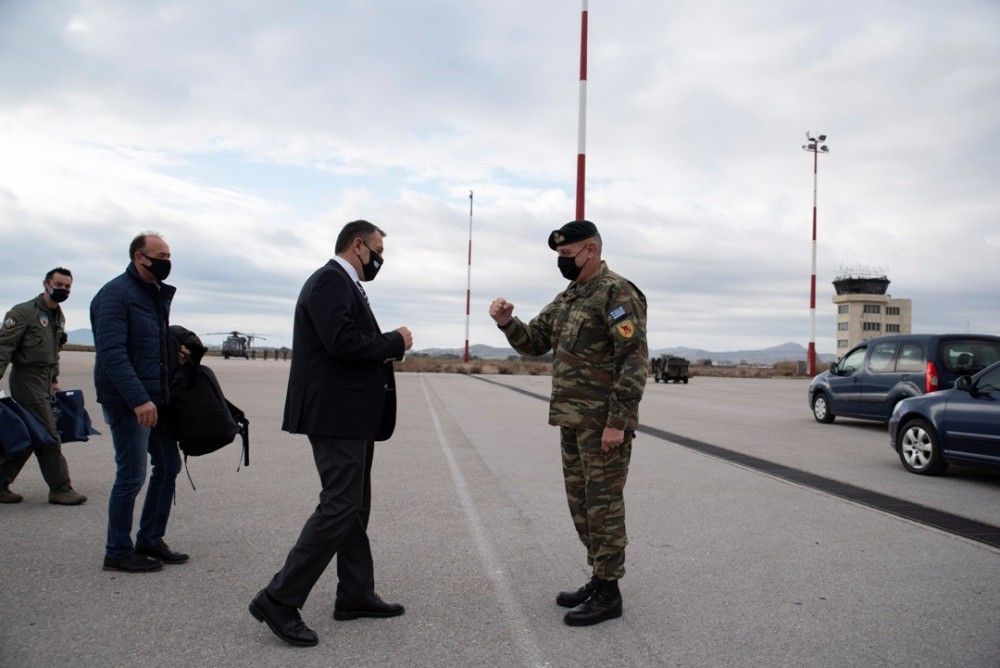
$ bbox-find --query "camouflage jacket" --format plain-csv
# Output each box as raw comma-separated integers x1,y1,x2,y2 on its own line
0,295,65,381
499,262,648,431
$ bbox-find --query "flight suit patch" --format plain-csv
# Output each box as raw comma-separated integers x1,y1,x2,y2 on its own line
3,317,15,329
39,315,49,327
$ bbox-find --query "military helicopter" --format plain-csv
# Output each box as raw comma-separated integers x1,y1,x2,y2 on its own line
204,331,272,359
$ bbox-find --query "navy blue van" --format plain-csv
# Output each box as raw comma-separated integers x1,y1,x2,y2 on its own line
808,334,1000,424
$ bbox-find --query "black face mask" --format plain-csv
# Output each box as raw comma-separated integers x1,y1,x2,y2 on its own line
46,284,70,303
357,243,383,282
141,254,172,281
557,248,588,281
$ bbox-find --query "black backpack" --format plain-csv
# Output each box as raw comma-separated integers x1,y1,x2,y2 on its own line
166,326,249,485
169,364,249,465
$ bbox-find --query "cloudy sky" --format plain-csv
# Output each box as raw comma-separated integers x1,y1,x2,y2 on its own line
1,1,998,353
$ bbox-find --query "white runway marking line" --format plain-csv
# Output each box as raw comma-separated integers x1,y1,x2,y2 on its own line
420,376,548,668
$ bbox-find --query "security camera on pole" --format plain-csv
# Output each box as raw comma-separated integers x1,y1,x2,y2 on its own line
802,132,830,376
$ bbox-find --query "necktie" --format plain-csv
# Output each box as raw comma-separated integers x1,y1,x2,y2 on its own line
356,280,369,303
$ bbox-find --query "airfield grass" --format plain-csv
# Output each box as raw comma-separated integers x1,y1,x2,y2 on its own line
62,345,801,378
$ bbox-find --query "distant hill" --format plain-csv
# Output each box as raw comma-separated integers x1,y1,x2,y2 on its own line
650,341,836,365
63,330,832,364
418,341,835,364
417,344,519,360
66,328,94,346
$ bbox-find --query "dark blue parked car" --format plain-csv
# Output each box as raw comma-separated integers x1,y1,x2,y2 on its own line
809,334,1000,424
888,361,1000,475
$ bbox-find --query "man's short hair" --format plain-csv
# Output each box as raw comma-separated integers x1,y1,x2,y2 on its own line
335,220,386,253
129,231,165,261
45,267,72,281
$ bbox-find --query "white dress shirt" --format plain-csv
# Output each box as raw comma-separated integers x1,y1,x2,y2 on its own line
332,254,361,283
332,255,369,304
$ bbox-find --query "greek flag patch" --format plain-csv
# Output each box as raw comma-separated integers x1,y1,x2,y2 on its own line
609,306,627,322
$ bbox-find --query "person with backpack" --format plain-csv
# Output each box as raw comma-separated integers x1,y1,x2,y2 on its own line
90,232,188,573
249,220,412,648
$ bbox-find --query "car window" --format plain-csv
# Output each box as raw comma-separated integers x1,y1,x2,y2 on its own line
976,367,1000,393
940,340,1000,374
838,347,867,375
867,341,898,373
895,342,925,372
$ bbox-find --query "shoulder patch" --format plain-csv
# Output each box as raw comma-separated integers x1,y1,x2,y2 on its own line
615,319,636,339
609,305,627,322
3,317,16,329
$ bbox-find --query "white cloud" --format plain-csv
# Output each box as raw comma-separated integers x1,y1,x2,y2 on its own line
0,0,998,354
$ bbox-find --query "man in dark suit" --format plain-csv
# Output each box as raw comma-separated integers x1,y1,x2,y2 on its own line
250,220,413,647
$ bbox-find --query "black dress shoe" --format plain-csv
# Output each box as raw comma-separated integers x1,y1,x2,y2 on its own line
136,540,189,564
103,552,163,573
333,592,405,621
564,578,622,626
557,576,598,608
249,590,318,647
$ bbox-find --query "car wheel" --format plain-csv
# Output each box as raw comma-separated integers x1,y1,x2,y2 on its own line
812,392,835,424
898,418,948,475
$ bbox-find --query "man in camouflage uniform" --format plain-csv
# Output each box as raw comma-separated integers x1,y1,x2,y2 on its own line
489,220,647,626
0,267,87,505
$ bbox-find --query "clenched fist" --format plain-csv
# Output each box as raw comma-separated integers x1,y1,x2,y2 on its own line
395,326,413,351
489,298,514,326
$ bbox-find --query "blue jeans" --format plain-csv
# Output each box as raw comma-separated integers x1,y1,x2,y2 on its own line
103,407,182,558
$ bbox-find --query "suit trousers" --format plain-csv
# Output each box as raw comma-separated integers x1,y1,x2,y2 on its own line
266,436,375,609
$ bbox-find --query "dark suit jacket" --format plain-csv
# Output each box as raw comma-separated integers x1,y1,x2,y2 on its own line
282,260,405,440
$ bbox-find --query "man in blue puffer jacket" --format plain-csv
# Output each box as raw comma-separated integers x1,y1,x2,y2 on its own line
90,232,188,573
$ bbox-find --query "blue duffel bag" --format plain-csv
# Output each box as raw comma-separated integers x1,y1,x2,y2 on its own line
51,390,101,444
0,396,56,455
0,398,33,456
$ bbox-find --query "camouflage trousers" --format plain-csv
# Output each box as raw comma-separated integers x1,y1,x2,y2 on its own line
559,426,632,581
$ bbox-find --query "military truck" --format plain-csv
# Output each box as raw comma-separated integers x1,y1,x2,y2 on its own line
651,355,690,383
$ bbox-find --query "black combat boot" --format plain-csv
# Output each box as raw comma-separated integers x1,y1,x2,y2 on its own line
556,576,598,608
563,578,622,626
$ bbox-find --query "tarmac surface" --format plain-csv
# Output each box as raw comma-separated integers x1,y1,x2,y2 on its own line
2,351,999,667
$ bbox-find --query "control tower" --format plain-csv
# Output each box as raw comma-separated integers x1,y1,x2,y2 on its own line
832,268,912,353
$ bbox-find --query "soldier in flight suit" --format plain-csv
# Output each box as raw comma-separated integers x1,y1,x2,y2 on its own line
490,220,647,626
0,267,87,505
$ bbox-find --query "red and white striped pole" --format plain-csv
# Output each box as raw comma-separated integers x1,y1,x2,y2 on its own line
809,147,818,376
575,0,588,220
463,190,473,363
802,132,829,376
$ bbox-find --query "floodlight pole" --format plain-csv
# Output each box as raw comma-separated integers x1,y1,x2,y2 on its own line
463,190,473,363
802,132,829,376
575,0,588,219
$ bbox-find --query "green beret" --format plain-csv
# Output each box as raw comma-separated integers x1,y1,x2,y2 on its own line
548,220,599,249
